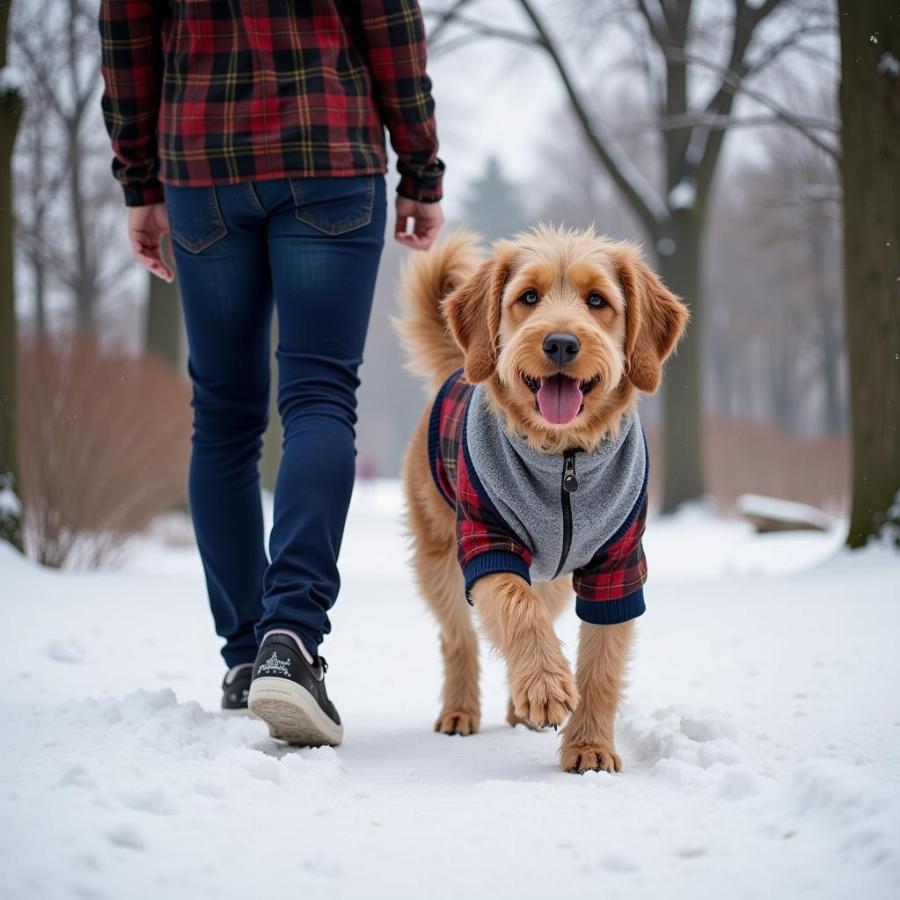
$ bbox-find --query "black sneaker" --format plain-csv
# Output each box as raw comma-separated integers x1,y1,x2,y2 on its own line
248,632,343,747
221,664,253,714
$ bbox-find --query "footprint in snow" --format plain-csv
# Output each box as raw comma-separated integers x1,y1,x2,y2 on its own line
120,788,178,816
107,823,145,851
46,639,85,664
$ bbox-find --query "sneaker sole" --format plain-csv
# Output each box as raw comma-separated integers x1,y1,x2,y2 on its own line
248,677,343,747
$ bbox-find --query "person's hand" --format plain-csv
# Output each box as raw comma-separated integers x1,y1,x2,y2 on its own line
128,202,174,282
394,197,444,251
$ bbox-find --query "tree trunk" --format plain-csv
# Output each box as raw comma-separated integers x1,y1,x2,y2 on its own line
68,120,93,330
809,219,845,436
838,0,900,546
31,250,46,335
0,0,24,551
657,212,705,512
145,271,183,371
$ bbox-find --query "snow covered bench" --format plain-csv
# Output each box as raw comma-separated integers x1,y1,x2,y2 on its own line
735,494,835,534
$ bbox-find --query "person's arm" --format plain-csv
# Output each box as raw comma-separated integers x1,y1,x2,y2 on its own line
99,2,173,281
359,0,445,249
98,0,164,208
359,0,443,200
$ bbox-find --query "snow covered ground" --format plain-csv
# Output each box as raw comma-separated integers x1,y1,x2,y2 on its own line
1,481,898,900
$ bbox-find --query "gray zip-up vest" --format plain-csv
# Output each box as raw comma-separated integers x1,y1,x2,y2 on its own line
465,385,647,581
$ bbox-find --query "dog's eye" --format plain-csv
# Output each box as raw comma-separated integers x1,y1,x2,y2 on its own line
519,289,539,306
587,292,607,309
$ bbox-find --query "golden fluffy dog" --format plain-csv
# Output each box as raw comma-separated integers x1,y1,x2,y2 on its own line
396,226,688,773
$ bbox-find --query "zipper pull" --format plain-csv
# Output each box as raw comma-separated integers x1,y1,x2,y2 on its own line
563,452,578,493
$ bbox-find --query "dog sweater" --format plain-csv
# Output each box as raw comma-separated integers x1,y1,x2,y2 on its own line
428,369,649,625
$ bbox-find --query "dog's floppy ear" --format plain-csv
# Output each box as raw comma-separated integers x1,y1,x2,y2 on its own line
443,244,514,383
613,244,689,393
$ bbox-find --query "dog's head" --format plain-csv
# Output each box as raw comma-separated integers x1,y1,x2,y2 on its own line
443,226,689,450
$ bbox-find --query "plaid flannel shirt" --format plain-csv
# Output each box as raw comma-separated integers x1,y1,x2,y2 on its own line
99,0,444,207
428,370,649,626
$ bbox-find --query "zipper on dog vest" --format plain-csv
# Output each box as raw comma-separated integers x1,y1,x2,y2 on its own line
552,451,578,579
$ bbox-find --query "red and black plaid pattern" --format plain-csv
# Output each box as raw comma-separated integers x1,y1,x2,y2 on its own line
428,370,648,623
454,437,533,574
99,0,443,207
428,370,532,575
573,495,648,603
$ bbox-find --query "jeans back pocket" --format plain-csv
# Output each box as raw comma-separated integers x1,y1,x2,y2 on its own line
288,176,375,235
166,185,228,254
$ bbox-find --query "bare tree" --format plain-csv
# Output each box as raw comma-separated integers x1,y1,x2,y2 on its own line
11,0,129,332
10,0,67,335
1,0,24,551
429,0,838,510
838,0,900,546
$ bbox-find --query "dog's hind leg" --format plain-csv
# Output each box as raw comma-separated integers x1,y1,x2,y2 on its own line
506,577,573,729
559,619,634,773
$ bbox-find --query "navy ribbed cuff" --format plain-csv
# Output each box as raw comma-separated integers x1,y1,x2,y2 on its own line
575,589,646,625
463,550,531,602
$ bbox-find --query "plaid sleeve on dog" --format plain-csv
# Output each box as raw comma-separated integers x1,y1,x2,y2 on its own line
573,494,648,625
455,441,533,596
428,370,532,597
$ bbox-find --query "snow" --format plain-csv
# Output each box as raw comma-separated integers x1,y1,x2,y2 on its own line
735,493,836,532
655,236,677,256
667,179,697,212
878,52,900,78
0,474,21,518
2,481,899,900
0,65,24,95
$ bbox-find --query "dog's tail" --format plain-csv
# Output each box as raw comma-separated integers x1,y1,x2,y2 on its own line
393,230,483,394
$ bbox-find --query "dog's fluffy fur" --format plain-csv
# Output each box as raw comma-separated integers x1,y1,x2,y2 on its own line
397,226,688,773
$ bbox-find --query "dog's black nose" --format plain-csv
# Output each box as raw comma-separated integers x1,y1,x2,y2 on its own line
542,332,580,367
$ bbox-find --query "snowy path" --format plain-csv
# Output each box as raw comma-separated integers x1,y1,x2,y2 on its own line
1,483,898,900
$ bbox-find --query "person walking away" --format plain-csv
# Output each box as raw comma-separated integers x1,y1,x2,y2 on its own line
99,0,444,746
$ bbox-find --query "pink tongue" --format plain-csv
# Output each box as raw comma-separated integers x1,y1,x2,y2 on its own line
536,375,583,425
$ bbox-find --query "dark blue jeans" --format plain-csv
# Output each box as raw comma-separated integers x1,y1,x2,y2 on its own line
165,176,386,667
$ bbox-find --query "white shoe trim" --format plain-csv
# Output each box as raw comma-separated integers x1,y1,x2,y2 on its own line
261,629,315,665
248,677,343,746
224,662,253,685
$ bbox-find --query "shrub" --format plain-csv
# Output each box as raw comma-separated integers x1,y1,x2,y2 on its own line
18,332,191,567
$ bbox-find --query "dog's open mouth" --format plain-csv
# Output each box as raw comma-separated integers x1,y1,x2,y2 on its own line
522,372,601,425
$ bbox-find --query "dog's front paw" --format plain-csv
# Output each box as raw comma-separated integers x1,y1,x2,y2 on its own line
506,697,548,731
509,656,578,729
560,740,622,774
434,708,480,736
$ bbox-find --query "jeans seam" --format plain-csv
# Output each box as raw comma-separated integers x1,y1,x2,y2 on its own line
170,186,228,254
245,182,266,217
289,176,375,235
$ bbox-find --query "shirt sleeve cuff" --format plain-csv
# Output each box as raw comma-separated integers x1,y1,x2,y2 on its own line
463,550,530,602
122,179,165,207
397,158,445,203
575,589,646,625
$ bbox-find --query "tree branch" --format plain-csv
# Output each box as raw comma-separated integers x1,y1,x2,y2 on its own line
515,0,667,232
648,111,839,135
672,49,841,162
635,0,667,50
426,0,479,44
687,0,797,207
430,13,540,51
